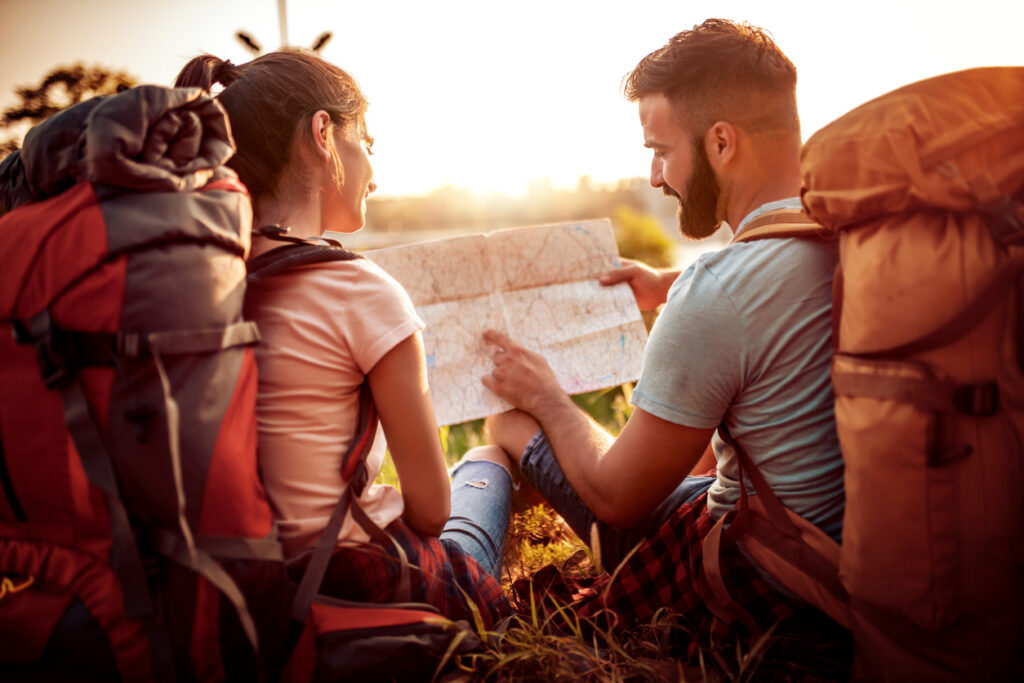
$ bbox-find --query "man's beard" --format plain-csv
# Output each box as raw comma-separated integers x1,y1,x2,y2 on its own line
665,142,721,240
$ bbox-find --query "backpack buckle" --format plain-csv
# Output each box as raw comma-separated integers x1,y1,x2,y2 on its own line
16,312,78,389
952,382,999,416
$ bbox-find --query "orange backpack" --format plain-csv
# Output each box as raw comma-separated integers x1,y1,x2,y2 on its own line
703,66,1024,682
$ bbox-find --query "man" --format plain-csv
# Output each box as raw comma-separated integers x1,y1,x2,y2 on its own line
481,19,844,632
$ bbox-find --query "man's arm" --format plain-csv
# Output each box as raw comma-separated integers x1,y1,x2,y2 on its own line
599,257,680,311
482,330,712,528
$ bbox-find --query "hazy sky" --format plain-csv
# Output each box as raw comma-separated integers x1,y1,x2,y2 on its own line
1,0,1021,197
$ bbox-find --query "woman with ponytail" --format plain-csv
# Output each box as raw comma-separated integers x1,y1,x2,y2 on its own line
175,50,513,627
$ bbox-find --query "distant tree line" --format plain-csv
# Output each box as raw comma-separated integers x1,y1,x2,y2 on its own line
1,63,684,269
367,177,677,233
1,64,137,156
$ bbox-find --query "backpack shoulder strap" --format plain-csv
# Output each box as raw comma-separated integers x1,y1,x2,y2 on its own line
246,242,362,285
246,240,416,621
700,428,850,629
730,208,834,245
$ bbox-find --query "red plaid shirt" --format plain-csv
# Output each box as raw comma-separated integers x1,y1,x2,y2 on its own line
294,518,511,630
518,493,795,659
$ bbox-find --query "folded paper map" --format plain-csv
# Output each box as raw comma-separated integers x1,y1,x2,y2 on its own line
365,220,648,426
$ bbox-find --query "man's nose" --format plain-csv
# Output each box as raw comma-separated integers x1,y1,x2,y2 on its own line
647,163,663,188
649,157,663,189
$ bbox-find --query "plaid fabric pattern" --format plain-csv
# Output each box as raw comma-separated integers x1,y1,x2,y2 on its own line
294,519,511,629
524,493,796,659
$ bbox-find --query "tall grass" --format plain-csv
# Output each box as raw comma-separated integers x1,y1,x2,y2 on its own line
376,385,851,681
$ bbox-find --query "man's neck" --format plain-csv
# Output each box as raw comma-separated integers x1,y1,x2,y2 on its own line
723,138,802,232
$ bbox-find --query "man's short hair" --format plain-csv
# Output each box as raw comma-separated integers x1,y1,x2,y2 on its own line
624,19,799,138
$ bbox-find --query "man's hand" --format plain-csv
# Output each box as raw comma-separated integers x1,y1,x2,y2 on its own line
481,330,567,416
599,258,679,311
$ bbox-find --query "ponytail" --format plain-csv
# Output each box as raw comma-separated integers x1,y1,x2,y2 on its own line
173,50,367,204
174,55,241,91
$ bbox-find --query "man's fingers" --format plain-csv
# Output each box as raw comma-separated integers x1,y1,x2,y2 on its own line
482,329,513,348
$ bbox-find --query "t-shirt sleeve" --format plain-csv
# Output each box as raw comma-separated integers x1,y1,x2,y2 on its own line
631,261,744,429
332,260,425,374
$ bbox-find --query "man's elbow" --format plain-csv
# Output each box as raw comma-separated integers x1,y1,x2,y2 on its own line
590,493,647,530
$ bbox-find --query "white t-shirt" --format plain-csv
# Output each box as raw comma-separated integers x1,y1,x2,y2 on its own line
245,257,425,558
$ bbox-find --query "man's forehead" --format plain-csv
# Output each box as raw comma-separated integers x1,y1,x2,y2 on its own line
639,93,687,137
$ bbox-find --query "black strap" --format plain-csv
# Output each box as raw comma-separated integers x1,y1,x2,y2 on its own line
246,242,361,285
16,310,269,678
289,379,415,621
14,314,260,388
58,370,177,683
245,235,415,622
154,529,260,652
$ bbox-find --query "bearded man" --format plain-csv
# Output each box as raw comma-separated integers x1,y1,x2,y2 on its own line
479,19,845,637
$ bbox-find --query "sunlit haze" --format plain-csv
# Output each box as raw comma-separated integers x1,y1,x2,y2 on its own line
1,0,1021,198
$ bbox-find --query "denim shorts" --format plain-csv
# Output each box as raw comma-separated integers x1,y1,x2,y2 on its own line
519,430,715,569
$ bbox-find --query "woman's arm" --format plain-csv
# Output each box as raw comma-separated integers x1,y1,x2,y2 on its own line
367,331,451,537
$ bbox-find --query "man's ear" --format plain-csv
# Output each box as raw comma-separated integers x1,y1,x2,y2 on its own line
704,121,737,171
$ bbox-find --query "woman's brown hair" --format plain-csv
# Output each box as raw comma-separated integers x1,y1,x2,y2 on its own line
175,50,367,204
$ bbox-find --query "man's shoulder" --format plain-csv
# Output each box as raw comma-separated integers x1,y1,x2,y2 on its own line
696,235,835,295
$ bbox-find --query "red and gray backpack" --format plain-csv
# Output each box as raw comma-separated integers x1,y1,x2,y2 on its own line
0,85,292,681
0,85,482,681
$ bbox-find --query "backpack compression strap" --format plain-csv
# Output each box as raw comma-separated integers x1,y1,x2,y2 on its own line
14,309,266,681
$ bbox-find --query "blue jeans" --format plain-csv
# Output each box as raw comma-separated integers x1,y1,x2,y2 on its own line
519,430,715,568
440,459,513,580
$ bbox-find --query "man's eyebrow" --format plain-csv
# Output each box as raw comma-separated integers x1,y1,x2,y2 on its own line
644,139,667,149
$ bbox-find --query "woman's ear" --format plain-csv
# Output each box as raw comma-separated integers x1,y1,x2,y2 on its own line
704,121,737,171
308,110,334,161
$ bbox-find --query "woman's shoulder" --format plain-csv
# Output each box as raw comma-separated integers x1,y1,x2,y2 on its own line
277,255,408,300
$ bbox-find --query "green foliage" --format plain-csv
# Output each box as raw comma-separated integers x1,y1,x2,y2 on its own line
612,205,676,268
439,419,487,465
571,384,633,437
502,503,592,594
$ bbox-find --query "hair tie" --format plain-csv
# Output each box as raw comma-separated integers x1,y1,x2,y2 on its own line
215,59,238,86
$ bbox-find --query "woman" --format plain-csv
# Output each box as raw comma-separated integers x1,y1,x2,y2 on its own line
174,50,513,626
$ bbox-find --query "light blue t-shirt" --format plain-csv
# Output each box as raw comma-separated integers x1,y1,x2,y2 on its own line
632,199,844,540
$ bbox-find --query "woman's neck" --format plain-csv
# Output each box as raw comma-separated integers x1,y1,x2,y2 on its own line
255,194,323,239
250,197,325,258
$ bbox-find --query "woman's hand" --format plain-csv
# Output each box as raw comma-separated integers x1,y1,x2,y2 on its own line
599,258,678,311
